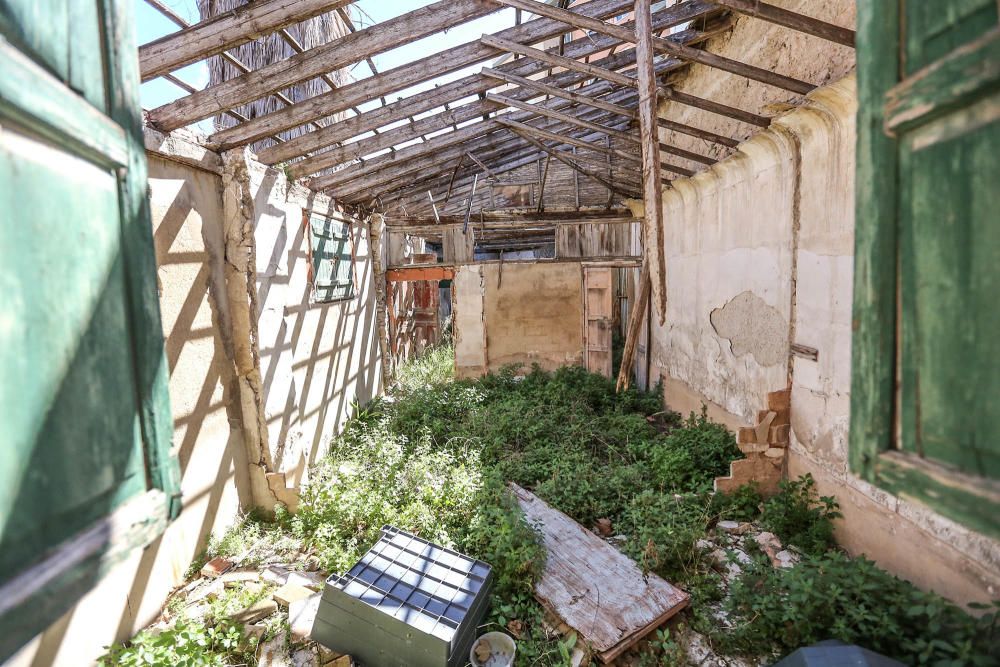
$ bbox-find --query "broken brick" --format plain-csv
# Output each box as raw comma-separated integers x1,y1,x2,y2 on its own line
767,389,791,412
737,427,757,444
201,556,233,578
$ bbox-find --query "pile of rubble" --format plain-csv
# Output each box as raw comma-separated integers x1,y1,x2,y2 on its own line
155,555,346,667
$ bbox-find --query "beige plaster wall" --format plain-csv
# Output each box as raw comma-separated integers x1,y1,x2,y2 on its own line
454,263,584,377
247,160,383,492
650,71,1000,604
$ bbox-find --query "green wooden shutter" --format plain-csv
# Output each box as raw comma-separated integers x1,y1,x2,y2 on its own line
0,0,179,658
851,0,1000,537
311,216,356,302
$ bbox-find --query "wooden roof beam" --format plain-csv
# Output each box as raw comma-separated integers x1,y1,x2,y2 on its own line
139,0,356,81
636,0,667,322
148,0,506,132
208,0,665,149
490,0,815,94
712,0,855,47
253,0,721,163
350,99,649,198
505,125,643,199
480,32,769,128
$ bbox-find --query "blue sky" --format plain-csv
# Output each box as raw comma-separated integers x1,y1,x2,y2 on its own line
135,1,521,135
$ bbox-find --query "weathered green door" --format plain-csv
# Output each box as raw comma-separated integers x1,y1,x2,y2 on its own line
852,1,1000,537
0,0,179,658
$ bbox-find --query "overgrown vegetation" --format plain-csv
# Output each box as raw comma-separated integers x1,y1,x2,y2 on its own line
722,553,1000,665
99,618,250,667
107,345,999,666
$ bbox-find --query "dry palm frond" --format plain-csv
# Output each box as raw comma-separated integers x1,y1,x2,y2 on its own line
197,0,353,153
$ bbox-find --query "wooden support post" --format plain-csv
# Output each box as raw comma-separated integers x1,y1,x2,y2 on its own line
369,214,394,388
617,264,650,391
537,155,551,212
635,0,666,324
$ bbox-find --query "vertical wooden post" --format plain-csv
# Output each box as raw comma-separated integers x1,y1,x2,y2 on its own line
634,0,666,324
616,263,650,392
369,214,393,390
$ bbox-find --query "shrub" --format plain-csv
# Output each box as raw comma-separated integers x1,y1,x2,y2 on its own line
721,551,1000,665
760,473,841,556
649,409,743,492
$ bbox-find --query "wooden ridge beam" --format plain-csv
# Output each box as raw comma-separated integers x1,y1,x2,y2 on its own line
148,0,504,132
386,210,636,225
712,0,855,47
139,0,356,81
491,0,815,94
209,0,671,150
251,0,719,161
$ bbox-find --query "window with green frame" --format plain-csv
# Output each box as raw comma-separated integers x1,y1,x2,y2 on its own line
850,0,1000,539
309,214,356,302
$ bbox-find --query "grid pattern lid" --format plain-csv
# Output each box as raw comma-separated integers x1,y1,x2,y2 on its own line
331,526,492,645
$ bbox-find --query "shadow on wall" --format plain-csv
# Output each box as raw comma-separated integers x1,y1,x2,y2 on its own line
250,167,382,489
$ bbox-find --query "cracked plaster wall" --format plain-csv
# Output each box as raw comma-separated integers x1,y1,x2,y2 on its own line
649,73,1000,604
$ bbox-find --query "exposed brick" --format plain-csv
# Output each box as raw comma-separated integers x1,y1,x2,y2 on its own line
769,423,790,445
767,389,791,412
770,408,791,426
757,409,771,424
737,427,757,444
201,556,233,578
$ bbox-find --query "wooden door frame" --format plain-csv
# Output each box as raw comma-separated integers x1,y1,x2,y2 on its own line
849,1,1000,538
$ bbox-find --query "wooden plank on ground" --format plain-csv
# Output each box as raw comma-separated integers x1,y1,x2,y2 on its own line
510,484,689,663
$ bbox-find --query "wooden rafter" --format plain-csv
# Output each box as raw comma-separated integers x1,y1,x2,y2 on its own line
148,0,505,132
254,0,722,165
712,0,855,47
347,99,651,198
490,0,815,94
210,0,674,150
139,0,356,81
512,131,644,199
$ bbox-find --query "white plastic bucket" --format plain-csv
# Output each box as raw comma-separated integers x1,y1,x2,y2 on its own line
470,631,517,667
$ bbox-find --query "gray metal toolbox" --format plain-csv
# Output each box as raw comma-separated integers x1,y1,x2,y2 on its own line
312,525,493,667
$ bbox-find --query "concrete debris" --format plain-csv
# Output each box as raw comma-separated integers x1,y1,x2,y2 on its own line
290,593,322,642
231,598,279,624
288,570,327,591
275,582,316,608
260,631,292,667
292,647,320,667
222,568,262,587
716,521,752,535
263,564,293,585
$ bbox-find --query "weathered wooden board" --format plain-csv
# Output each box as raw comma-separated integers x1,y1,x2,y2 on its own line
510,484,689,663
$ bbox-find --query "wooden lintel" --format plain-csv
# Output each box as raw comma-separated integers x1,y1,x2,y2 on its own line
386,266,456,282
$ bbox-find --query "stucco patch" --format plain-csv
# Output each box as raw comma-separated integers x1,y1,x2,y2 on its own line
710,291,788,367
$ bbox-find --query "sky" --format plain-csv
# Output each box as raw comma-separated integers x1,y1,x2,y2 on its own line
134,1,523,136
